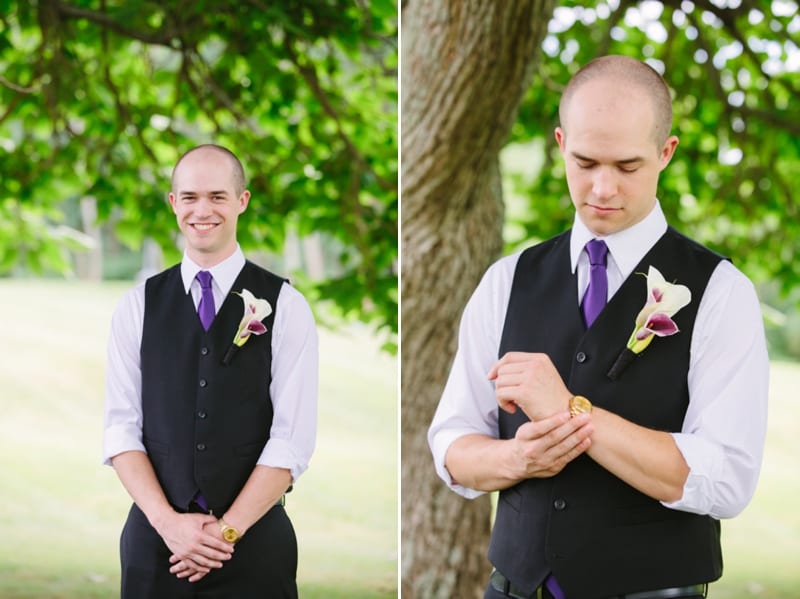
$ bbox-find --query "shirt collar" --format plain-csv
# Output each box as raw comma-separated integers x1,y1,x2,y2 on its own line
570,200,668,278
180,245,246,295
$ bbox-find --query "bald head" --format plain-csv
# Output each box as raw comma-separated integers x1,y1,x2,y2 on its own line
172,144,246,196
559,56,673,147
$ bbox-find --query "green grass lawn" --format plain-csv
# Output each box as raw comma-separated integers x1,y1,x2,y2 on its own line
707,358,800,598
0,279,397,599
1,279,798,598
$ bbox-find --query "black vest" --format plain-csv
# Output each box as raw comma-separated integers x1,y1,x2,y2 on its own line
141,261,284,515
488,228,724,598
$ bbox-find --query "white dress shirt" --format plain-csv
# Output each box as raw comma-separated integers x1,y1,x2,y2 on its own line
103,246,318,482
429,201,769,519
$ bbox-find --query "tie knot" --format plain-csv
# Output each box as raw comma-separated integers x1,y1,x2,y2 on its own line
585,239,608,266
196,270,213,289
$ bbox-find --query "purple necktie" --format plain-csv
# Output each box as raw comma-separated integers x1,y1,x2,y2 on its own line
581,239,608,327
196,270,215,331
194,270,214,512
545,574,567,599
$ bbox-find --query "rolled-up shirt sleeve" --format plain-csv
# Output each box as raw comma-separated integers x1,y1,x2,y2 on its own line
663,261,769,518
103,284,147,464
257,283,318,482
428,254,519,499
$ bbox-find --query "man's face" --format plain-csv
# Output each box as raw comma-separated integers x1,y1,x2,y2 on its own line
168,149,250,266
555,80,678,237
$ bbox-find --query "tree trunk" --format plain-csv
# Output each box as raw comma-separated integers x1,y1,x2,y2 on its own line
401,1,554,597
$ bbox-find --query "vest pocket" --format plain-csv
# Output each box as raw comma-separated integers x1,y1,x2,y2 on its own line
499,486,523,513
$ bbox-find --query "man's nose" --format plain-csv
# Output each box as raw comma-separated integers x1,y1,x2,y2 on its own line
194,198,213,217
592,168,617,200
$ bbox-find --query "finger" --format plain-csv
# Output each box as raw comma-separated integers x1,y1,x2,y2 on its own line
547,414,593,446
498,398,518,414
558,433,592,464
487,359,501,380
197,539,235,559
187,556,217,571
516,412,570,439
492,372,524,389
549,418,594,458
189,570,209,583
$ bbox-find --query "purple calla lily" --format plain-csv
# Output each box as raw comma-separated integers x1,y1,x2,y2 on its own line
609,266,693,379
636,312,679,340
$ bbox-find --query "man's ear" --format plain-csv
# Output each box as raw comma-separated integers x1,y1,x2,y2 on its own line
238,190,251,214
658,135,680,170
555,127,567,153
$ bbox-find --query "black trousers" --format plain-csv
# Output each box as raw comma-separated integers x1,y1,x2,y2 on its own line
120,503,298,599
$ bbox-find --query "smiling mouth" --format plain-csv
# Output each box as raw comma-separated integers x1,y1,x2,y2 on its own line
191,223,219,231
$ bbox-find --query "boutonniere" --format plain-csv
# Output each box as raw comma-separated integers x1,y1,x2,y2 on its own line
607,266,691,380
222,289,272,365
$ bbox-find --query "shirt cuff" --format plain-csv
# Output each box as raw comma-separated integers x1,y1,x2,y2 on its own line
430,428,487,500
661,432,725,516
257,437,308,483
102,423,146,466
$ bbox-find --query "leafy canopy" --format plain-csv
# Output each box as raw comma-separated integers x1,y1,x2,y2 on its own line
0,0,398,349
506,0,799,298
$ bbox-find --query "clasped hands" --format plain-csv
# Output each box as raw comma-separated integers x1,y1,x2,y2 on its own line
159,512,234,583
488,352,594,478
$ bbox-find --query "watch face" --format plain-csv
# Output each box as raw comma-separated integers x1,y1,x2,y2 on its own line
223,527,239,543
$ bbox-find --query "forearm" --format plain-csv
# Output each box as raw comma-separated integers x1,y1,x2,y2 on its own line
586,408,689,502
111,450,176,531
445,434,520,493
222,465,293,535
445,414,594,493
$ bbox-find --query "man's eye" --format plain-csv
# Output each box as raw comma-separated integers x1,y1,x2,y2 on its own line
577,162,595,169
618,166,638,173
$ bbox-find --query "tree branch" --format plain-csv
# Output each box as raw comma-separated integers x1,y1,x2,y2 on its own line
0,74,41,94
54,1,177,46
284,36,395,192
185,49,261,131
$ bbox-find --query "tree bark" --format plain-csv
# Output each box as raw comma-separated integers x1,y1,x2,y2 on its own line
401,1,554,597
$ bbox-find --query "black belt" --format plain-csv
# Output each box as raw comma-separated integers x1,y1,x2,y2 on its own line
490,570,707,599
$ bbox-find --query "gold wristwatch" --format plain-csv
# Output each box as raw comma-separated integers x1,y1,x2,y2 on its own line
218,519,242,544
569,395,593,417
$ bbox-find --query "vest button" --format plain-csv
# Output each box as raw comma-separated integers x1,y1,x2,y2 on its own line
201,347,209,356
196,443,206,451
576,352,587,363
198,411,207,419
199,379,207,387
553,498,567,510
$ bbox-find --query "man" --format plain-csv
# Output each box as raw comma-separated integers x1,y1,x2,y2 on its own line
103,144,317,598
428,56,768,599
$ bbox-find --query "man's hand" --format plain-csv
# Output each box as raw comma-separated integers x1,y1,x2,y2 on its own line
156,512,233,582
488,352,572,420
506,411,594,479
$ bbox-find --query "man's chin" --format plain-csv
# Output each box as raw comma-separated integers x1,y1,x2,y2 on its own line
579,212,624,237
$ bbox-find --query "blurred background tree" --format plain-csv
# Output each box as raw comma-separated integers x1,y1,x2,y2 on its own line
0,0,398,349
402,0,798,597
507,0,799,356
